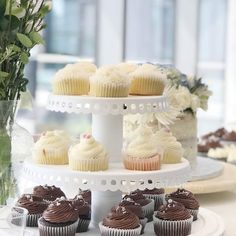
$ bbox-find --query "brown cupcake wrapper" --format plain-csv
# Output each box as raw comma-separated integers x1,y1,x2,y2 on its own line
26,213,43,227
76,218,91,232
143,194,165,211
99,222,142,236
188,208,199,221
153,215,193,236
140,218,148,235
38,217,78,236
142,199,155,222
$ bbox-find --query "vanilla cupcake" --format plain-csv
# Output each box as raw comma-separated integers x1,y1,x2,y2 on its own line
33,130,71,165
129,63,167,95
89,65,129,97
52,62,96,95
155,128,183,164
116,63,138,74
123,126,162,171
69,133,108,171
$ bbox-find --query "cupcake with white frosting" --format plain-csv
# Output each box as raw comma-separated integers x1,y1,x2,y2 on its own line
89,65,129,97
33,130,71,165
69,133,108,171
207,147,228,162
52,62,97,95
123,126,162,171
155,128,183,164
116,62,138,75
129,63,167,95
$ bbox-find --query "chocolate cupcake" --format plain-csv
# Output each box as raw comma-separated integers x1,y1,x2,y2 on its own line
165,188,199,221
99,206,142,236
153,199,193,236
123,190,154,222
214,128,227,138
114,199,147,234
33,185,66,202
198,137,222,154
79,189,91,204
140,188,165,211
38,197,78,236
222,131,236,142
16,194,48,227
70,195,91,232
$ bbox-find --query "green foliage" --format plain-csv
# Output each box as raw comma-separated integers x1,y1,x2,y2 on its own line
0,0,51,102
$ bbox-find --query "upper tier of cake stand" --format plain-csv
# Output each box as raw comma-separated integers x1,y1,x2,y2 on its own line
21,158,190,193
47,94,168,115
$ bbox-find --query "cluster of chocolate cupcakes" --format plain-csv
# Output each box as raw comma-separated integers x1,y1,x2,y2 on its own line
16,185,91,236
99,188,199,236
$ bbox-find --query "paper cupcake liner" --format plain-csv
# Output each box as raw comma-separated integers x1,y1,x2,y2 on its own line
188,208,199,221
99,222,142,236
53,78,89,95
69,156,108,171
129,73,165,95
153,215,193,236
33,148,69,165
123,155,161,171
143,194,165,211
140,218,148,235
90,82,129,97
26,213,42,227
38,217,78,236
76,218,91,232
142,199,155,222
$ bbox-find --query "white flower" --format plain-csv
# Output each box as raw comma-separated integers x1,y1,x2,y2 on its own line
190,94,200,111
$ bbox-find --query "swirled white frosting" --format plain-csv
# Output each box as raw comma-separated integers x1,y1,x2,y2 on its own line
90,65,129,86
116,63,138,74
69,133,107,160
207,147,228,158
126,126,158,159
34,130,71,150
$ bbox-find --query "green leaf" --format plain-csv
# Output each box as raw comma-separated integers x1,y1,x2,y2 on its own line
4,15,20,30
0,16,8,31
12,7,26,18
8,44,21,52
0,0,6,17
0,88,6,98
0,71,9,78
16,33,33,48
21,0,29,8
29,31,45,44
20,52,29,64
39,4,51,18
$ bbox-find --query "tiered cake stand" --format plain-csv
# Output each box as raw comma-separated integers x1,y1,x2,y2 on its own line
20,95,224,235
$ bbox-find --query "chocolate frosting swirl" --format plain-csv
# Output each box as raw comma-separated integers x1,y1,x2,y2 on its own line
16,194,48,214
103,206,140,229
156,199,191,220
113,199,145,219
33,185,66,201
222,131,236,141
70,195,90,216
141,188,164,195
43,198,78,223
79,189,91,204
165,188,199,210
123,190,151,206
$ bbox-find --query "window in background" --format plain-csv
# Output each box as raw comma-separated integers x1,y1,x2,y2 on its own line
125,0,175,63
197,0,227,134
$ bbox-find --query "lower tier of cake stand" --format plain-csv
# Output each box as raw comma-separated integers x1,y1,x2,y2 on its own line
27,207,224,236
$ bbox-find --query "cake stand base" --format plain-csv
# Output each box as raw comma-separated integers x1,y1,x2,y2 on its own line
190,156,224,181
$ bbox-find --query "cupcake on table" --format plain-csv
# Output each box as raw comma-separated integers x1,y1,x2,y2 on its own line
123,126,162,171
78,188,91,205
69,133,108,171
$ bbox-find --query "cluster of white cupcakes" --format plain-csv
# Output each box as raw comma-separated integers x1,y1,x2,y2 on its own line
52,62,168,97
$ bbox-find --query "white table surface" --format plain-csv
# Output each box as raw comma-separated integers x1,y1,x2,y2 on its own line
196,191,236,236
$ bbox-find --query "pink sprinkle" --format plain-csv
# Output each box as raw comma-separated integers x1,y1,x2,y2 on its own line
83,133,91,139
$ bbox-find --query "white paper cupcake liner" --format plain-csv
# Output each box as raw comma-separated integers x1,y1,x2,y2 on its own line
26,213,42,227
38,217,78,236
99,222,142,236
188,208,199,221
142,199,155,222
153,215,193,236
140,218,148,235
76,218,91,232
143,194,165,211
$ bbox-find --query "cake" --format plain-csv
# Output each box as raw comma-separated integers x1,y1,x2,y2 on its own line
155,128,183,164
129,63,167,95
69,133,108,171
16,194,48,227
153,199,193,236
89,65,129,97
33,185,66,202
52,62,96,95
33,130,71,165
123,126,162,171
165,188,199,221
198,136,222,154
99,206,142,236
222,131,236,142
38,198,78,236
116,62,138,74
